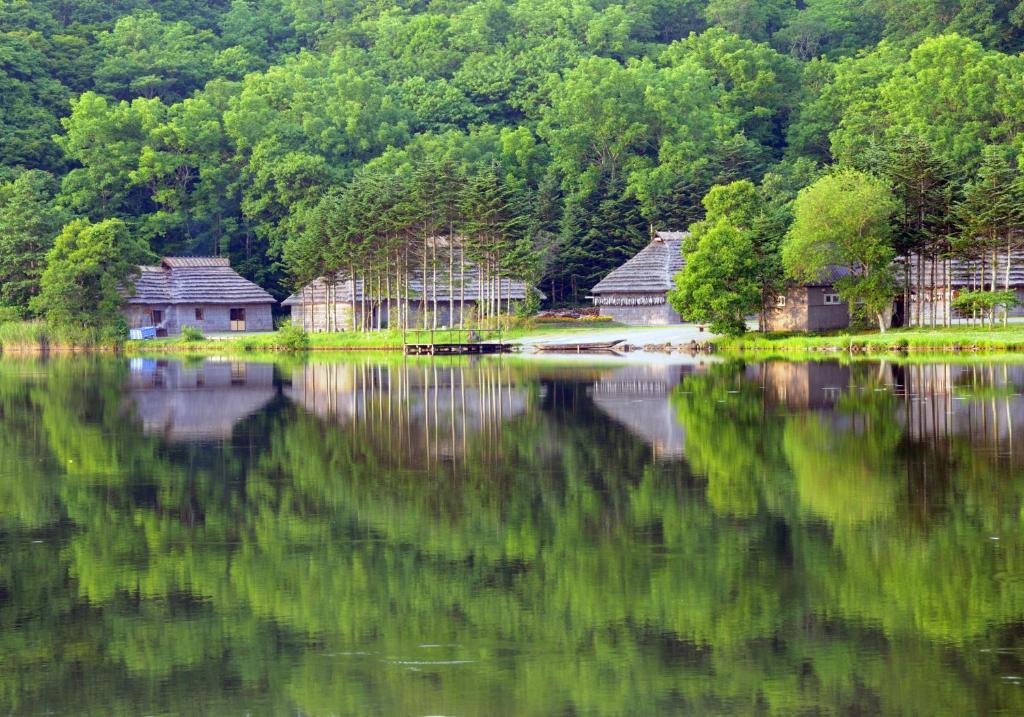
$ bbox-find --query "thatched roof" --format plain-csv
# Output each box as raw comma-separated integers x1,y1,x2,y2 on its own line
591,232,688,295
282,265,535,307
128,257,275,306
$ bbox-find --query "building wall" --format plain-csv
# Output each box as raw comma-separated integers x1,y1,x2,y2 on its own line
596,297,681,325
909,288,1024,325
762,287,849,332
125,303,274,335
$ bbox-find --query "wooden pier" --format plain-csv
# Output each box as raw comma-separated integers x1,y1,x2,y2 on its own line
403,342,512,356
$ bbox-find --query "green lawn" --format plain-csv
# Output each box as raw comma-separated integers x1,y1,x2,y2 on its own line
717,323,1024,354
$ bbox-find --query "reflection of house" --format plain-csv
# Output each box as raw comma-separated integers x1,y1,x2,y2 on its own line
750,361,852,410
589,232,687,325
284,362,528,458
589,365,691,457
126,359,276,441
282,261,536,331
762,268,850,333
124,257,276,336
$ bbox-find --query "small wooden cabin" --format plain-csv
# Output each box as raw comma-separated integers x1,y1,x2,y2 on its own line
762,278,851,333
906,252,1024,325
589,232,688,325
282,268,536,331
124,257,276,336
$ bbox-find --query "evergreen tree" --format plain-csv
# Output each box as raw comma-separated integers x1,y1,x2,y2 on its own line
0,170,68,311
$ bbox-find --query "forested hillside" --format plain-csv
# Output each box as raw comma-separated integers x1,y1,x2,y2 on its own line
5,0,1024,315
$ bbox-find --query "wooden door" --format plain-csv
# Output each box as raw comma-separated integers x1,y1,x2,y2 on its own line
229,308,246,332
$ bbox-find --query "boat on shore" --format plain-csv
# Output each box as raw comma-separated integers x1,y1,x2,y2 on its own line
532,339,625,354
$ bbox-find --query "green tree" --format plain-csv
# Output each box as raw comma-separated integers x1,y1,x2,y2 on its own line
670,218,760,335
32,218,153,334
0,169,67,311
783,169,900,331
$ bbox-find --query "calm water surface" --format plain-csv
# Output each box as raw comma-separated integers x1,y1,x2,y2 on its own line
2,354,1024,715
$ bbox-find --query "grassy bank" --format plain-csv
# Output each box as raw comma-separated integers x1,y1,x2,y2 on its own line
0,321,117,353
123,321,623,354
717,324,1024,354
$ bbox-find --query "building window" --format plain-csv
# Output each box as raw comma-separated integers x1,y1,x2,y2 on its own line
194,307,204,321
150,309,164,325
229,308,246,332
775,296,787,308
824,293,841,305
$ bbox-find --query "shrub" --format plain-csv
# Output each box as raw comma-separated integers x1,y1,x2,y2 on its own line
0,306,23,325
274,322,310,352
180,325,205,342
514,290,541,318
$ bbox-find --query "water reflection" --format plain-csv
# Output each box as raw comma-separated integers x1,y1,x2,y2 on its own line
127,358,277,441
285,360,530,462
589,363,697,457
1,356,1024,715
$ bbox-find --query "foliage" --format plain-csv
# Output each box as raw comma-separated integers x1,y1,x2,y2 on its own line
7,0,1024,325
784,169,900,331
274,322,311,351
32,218,153,336
952,290,1020,328
0,170,67,311
0,306,22,324
178,325,205,342
670,215,760,336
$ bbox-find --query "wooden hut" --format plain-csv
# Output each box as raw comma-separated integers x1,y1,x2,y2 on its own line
904,252,1024,325
589,232,688,325
124,257,276,336
761,268,851,332
282,266,536,332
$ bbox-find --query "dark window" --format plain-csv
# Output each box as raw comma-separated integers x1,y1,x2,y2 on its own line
195,308,204,321
229,308,246,332
151,309,164,324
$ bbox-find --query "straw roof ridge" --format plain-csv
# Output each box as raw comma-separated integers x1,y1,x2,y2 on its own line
591,232,689,295
128,257,275,305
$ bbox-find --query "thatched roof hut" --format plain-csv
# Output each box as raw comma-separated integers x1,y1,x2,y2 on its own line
589,231,688,325
281,263,537,331
125,257,276,335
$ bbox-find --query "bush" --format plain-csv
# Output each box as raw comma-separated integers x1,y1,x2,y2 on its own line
952,289,1019,326
0,306,23,325
274,322,310,352
514,290,541,319
179,325,205,342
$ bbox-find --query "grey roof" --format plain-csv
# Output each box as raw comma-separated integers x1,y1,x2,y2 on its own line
804,265,851,287
591,232,688,295
128,257,275,306
282,265,534,307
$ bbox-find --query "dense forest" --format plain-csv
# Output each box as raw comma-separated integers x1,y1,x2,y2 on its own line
5,0,1024,325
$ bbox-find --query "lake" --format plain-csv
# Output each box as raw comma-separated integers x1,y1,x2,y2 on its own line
1,354,1024,715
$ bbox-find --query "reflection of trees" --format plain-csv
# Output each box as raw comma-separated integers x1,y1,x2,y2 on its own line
2,357,1024,713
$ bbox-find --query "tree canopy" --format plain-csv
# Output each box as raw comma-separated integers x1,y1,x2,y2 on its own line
3,0,1024,318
